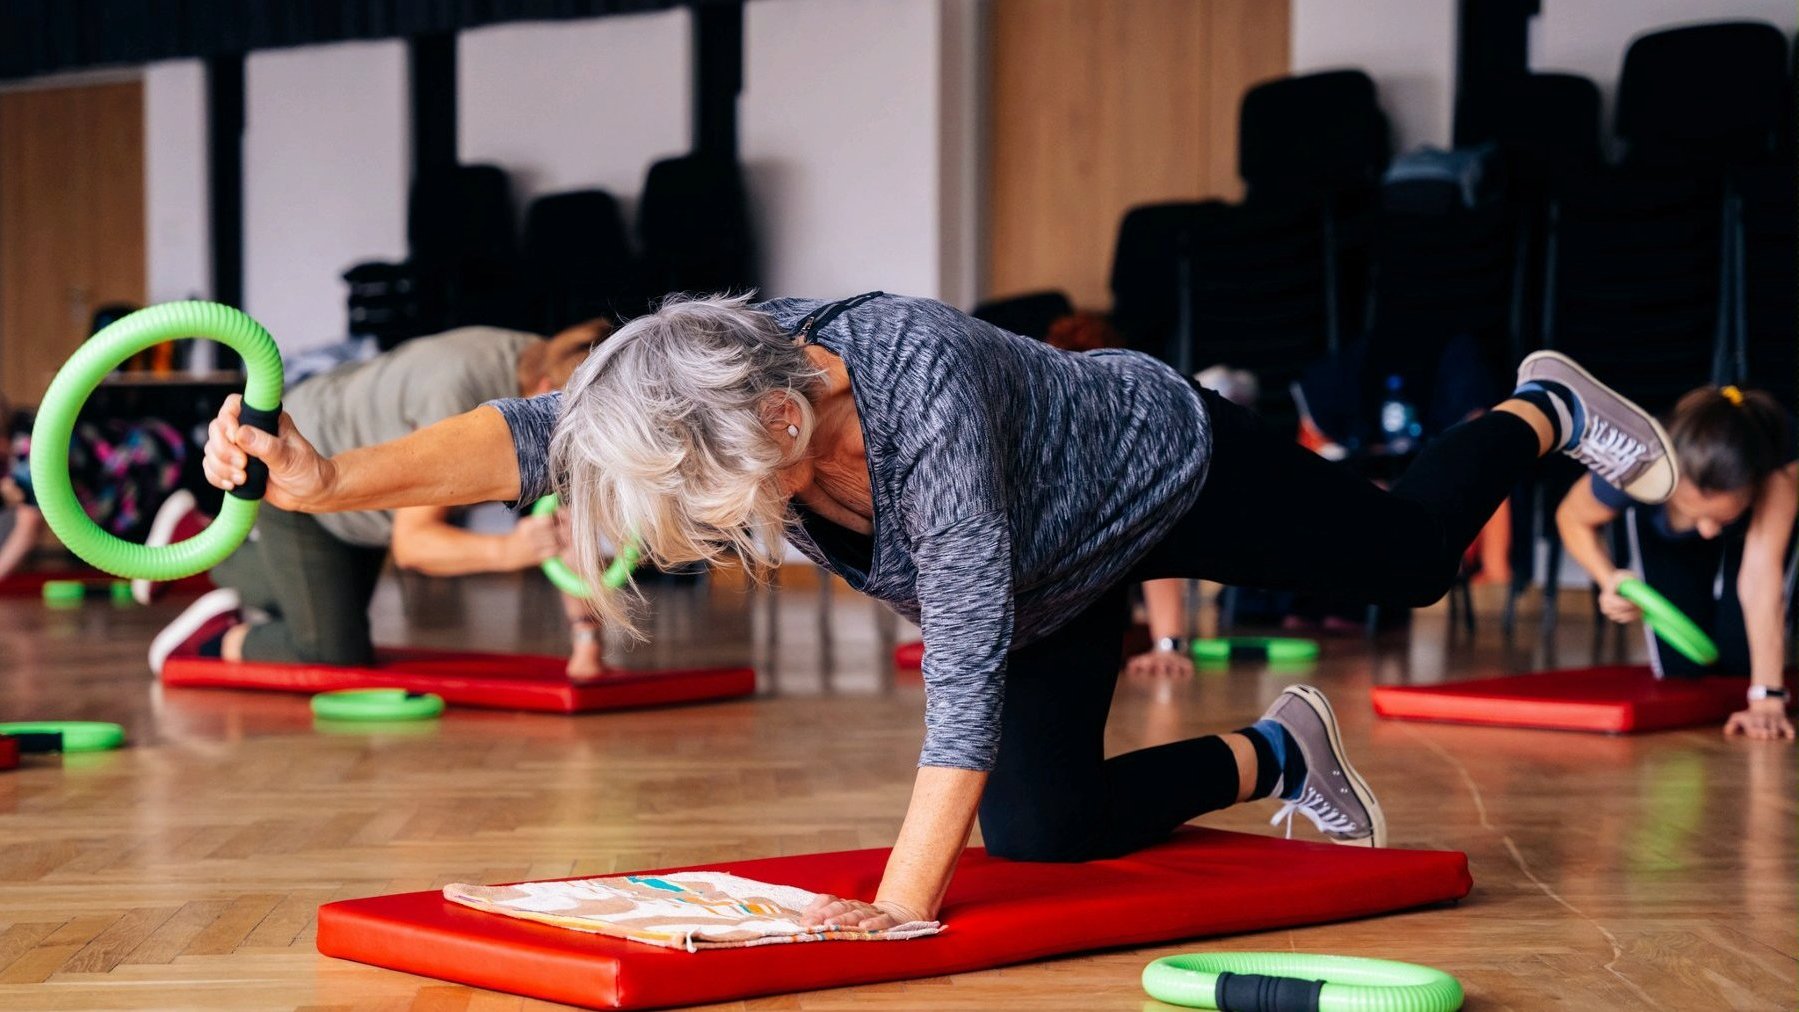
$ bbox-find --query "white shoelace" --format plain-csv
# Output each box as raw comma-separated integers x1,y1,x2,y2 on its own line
1269,782,1360,838
1569,417,1647,485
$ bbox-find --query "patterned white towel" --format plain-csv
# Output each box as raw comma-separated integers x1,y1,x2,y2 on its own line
444,871,942,951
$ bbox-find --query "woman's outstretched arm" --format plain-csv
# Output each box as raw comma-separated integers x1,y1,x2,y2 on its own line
202,394,525,513
1555,478,1639,623
1727,462,1797,740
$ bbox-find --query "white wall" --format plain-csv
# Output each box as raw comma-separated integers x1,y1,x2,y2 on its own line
242,40,409,354
459,10,692,222
741,0,958,301
1532,0,1795,141
1291,0,1456,150
143,61,210,305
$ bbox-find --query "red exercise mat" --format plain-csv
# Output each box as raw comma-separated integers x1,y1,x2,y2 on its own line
0,735,17,770
161,647,754,714
1371,664,1754,733
0,568,213,598
317,827,1471,1010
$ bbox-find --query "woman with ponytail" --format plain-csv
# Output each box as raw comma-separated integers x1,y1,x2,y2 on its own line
1558,385,1798,739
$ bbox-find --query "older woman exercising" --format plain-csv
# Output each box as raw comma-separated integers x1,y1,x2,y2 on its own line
203,292,1676,933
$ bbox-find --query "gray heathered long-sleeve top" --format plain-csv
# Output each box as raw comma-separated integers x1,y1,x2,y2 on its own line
489,294,1211,772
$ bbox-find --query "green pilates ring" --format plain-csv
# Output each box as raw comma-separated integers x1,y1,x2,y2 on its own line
529,494,638,597
41,579,132,605
41,580,87,603
1616,577,1718,666
1142,952,1464,1011
1191,637,1320,664
0,721,125,752
30,302,284,581
309,689,445,722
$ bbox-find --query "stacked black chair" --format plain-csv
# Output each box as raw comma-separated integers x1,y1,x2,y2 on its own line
1485,73,1604,362
1544,171,1724,416
1733,160,1796,406
1481,74,1605,633
521,189,643,333
1613,21,1789,175
1111,71,1387,423
342,261,427,350
1546,20,1789,416
1195,70,1387,420
408,163,527,331
1364,154,1512,390
1109,201,1228,365
637,153,756,300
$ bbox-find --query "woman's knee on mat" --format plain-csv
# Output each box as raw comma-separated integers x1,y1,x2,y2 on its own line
978,788,1120,863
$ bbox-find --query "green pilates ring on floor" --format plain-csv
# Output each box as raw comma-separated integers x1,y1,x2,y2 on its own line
529,494,639,598
30,302,284,580
0,721,126,752
1615,577,1718,666
1191,637,1321,664
309,689,445,722
41,580,132,605
1141,952,1464,1011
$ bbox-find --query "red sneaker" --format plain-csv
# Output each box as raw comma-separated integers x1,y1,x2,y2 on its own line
132,490,212,604
148,587,240,675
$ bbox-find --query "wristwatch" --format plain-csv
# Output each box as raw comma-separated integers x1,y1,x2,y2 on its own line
1747,685,1790,702
1154,636,1189,654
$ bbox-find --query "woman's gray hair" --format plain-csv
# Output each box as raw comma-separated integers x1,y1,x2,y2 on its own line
550,292,824,637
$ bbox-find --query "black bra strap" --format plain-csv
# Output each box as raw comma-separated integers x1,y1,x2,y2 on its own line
793,291,886,343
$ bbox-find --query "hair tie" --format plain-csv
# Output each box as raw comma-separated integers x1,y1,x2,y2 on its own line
1721,385,1745,407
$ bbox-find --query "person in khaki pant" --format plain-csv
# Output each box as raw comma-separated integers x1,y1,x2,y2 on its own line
148,320,607,678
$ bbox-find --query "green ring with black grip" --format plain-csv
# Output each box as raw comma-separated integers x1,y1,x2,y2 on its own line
30,302,283,580
1141,952,1463,1011
1191,637,1321,664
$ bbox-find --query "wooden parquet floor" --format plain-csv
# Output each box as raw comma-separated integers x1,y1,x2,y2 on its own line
0,570,1792,1010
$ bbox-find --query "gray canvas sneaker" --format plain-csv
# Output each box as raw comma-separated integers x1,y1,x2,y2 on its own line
1261,685,1387,848
1517,350,1679,503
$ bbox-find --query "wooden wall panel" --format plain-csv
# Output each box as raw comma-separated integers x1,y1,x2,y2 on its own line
985,0,1289,309
0,80,146,406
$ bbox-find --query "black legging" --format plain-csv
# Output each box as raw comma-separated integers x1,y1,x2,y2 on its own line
979,388,1541,861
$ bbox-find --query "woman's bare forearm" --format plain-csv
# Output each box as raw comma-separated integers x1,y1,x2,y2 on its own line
1556,482,1621,583
1739,465,1796,686
875,766,986,919
322,406,521,512
1142,579,1188,640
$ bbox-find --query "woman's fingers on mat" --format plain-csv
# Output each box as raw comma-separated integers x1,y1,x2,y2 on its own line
799,894,857,927
797,895,904,930
1125,650,1194,682
1726,709,1797,740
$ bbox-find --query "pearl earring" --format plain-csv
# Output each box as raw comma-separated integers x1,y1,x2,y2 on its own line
786,424,800,439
